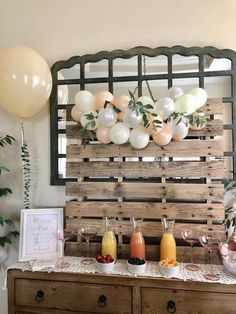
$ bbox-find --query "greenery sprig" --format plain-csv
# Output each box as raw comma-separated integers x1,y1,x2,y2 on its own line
128,90,162,129
168,112,189,126
104,100,121,113
187,110,211,128
0,134,19,247
78,126,96,149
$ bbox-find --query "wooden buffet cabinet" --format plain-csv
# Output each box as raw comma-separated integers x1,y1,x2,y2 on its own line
8,268,236,314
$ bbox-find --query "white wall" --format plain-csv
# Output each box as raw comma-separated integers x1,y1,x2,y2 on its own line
1,0,236,312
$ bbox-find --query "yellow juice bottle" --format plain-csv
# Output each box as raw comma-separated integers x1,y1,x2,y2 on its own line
160,218,176,261
102,217,117,260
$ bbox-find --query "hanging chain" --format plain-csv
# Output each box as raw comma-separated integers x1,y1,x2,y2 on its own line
143,55,157,102
131,55,157,102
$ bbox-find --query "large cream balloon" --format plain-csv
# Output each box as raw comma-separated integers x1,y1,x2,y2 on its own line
0,45,52,119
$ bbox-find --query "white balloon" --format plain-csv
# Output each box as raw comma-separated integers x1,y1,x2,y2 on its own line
174,94,197,115
109,122,130,145
167,116,189,138
58,72,69,104
98,108,117,127
155,97,175,121
137,96,155,111
129,127,149,149
80,111,99,130
123,109,142,128
74,90,94,112
189,88,208,109
166,86,184,101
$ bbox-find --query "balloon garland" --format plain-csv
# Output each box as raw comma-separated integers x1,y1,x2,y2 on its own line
71,87,210,149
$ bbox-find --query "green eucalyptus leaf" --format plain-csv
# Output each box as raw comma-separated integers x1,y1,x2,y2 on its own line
4,219,14,226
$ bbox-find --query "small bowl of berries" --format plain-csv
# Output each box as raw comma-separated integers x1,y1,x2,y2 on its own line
127,257,146,275
159,258,180,278
95,254,115,273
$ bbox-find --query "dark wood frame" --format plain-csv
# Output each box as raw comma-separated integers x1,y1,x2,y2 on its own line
50,45,236,185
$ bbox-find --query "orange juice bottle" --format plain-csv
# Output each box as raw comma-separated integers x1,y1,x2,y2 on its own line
102,217,117,260
160,218,176,261
130,218,146,259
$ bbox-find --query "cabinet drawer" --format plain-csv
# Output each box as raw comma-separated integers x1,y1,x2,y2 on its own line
142,287,236,314
15,279,132,313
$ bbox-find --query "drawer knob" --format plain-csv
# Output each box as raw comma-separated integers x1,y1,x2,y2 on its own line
167,300,176,313
35,290,44,302
98,294,107,307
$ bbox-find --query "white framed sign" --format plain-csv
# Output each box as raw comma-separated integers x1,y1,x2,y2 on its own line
19,208,63,262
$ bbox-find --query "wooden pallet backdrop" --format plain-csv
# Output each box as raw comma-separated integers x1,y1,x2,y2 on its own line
65,98,224,262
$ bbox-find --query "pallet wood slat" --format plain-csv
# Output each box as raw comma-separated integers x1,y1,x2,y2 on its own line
66,182,224,201
66,160,224,178
65,201,224,221
67,139,223,159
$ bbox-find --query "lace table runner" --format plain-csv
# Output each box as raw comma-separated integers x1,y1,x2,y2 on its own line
5,256,236,285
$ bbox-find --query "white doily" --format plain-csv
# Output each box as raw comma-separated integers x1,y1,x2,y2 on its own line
4,256,236,286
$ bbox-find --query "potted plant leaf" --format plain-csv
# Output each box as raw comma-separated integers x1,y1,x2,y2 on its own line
0,134,19,263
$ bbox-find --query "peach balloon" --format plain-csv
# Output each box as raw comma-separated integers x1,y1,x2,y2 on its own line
153,123,172,146
0,45,52,119
94,91,114,111
96,126,111,144
114,95,130,111
71,105,82,122
114,95,130,121
145,114,163,135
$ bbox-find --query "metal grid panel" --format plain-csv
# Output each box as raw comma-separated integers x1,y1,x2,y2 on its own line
50,46,236,185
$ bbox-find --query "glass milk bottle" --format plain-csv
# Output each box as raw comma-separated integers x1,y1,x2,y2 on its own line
130,217,146,259
102,217,117,260
160,218,176,261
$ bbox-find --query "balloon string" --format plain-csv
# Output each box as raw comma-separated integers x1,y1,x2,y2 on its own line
20,122,31,209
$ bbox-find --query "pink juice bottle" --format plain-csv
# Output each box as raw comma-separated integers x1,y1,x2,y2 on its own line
130,218,146,259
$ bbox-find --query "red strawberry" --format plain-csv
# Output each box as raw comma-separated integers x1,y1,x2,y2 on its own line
106,255,114,263
96,254,103,261
100,257,107,264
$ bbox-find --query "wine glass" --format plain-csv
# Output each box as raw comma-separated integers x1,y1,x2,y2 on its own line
181,230,200,271
77,225,98,265
199,235,220,281
54,229,75,268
